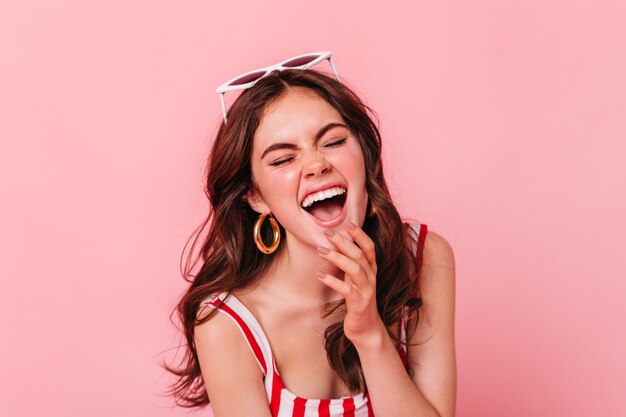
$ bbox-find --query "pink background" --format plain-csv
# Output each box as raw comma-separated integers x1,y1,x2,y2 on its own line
1,1,624,416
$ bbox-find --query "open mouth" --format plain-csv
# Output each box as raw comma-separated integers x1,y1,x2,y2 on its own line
301,186,347,221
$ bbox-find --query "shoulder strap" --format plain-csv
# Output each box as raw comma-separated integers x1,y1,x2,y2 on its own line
204,293,274,376
408,222,428,269
399,222,428,369
407,222,428,297
417,223,428,269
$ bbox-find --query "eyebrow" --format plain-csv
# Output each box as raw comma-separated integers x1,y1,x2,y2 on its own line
260,122,348,160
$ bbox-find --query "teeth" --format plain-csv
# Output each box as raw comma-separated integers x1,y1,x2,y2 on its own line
301,187,346,208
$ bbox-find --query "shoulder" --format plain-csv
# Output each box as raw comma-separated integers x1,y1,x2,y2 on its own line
194,297,262,370
418,228,455,307
422,229,455,271
406,222,455,278
194,302,271,415
195,301,247,348
405,226,456,342
194,301,262,377
403,224,456,337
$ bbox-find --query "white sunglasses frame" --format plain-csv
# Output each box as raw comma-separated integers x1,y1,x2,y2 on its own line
215,51,341,123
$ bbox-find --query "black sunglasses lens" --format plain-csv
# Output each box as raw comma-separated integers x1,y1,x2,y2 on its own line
283,55,320,67
229,70,267,86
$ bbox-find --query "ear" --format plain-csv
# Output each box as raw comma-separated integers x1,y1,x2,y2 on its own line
246,188,270,214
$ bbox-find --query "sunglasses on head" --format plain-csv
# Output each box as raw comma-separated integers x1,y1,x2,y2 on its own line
215,51,340,123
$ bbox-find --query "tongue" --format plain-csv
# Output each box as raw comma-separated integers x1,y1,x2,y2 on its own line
308,199,343,221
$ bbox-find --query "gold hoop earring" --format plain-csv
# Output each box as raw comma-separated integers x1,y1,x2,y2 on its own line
253,213,281,254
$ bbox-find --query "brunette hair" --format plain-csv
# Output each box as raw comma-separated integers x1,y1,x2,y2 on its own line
163,68,423,407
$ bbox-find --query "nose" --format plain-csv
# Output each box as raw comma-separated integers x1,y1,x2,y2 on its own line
302,149,331,178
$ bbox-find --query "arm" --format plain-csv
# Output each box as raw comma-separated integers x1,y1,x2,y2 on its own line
407,230,457,415
194,309,273,417
317,227,456,417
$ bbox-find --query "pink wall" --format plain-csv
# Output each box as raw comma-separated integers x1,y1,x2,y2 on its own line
1,1,624,416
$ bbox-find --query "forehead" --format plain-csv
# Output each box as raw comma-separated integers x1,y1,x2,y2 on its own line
253,88,345,147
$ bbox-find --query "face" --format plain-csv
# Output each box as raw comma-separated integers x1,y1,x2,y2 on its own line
247,87,369,250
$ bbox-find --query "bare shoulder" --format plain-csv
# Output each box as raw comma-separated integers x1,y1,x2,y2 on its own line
194,305,262,377
194,304,252,352
194,303,272,417
422,229,455,271
419,230,455,321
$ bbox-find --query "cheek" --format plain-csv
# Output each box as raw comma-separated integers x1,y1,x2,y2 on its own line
329,149,367,182
259,168,300,202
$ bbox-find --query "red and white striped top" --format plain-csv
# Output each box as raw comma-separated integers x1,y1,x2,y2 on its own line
203,223,427,417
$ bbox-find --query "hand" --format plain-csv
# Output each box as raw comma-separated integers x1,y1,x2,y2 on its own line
316,222,386,348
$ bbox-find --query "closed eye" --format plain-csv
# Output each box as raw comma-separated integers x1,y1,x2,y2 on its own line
270,156,295,167
324,137,347,148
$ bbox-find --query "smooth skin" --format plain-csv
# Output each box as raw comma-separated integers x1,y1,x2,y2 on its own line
194,88,456,416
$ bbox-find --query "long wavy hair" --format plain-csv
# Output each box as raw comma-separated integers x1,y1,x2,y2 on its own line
163,68,423,407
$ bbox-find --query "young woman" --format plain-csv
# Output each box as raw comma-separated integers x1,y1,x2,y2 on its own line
166,52,456,417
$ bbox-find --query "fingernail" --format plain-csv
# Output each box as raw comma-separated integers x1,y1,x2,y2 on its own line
323,228,335,237
346,221,356,230
316,271,326,280
318,246,330,255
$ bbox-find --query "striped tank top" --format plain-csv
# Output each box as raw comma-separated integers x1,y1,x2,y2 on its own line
203,222,427,417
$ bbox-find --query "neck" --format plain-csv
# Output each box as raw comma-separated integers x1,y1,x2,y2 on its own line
260,234,343,306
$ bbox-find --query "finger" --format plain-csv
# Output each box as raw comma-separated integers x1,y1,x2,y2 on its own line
316,271,355,298
344,222,377,274
322,228,375,277
318,246,370,290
